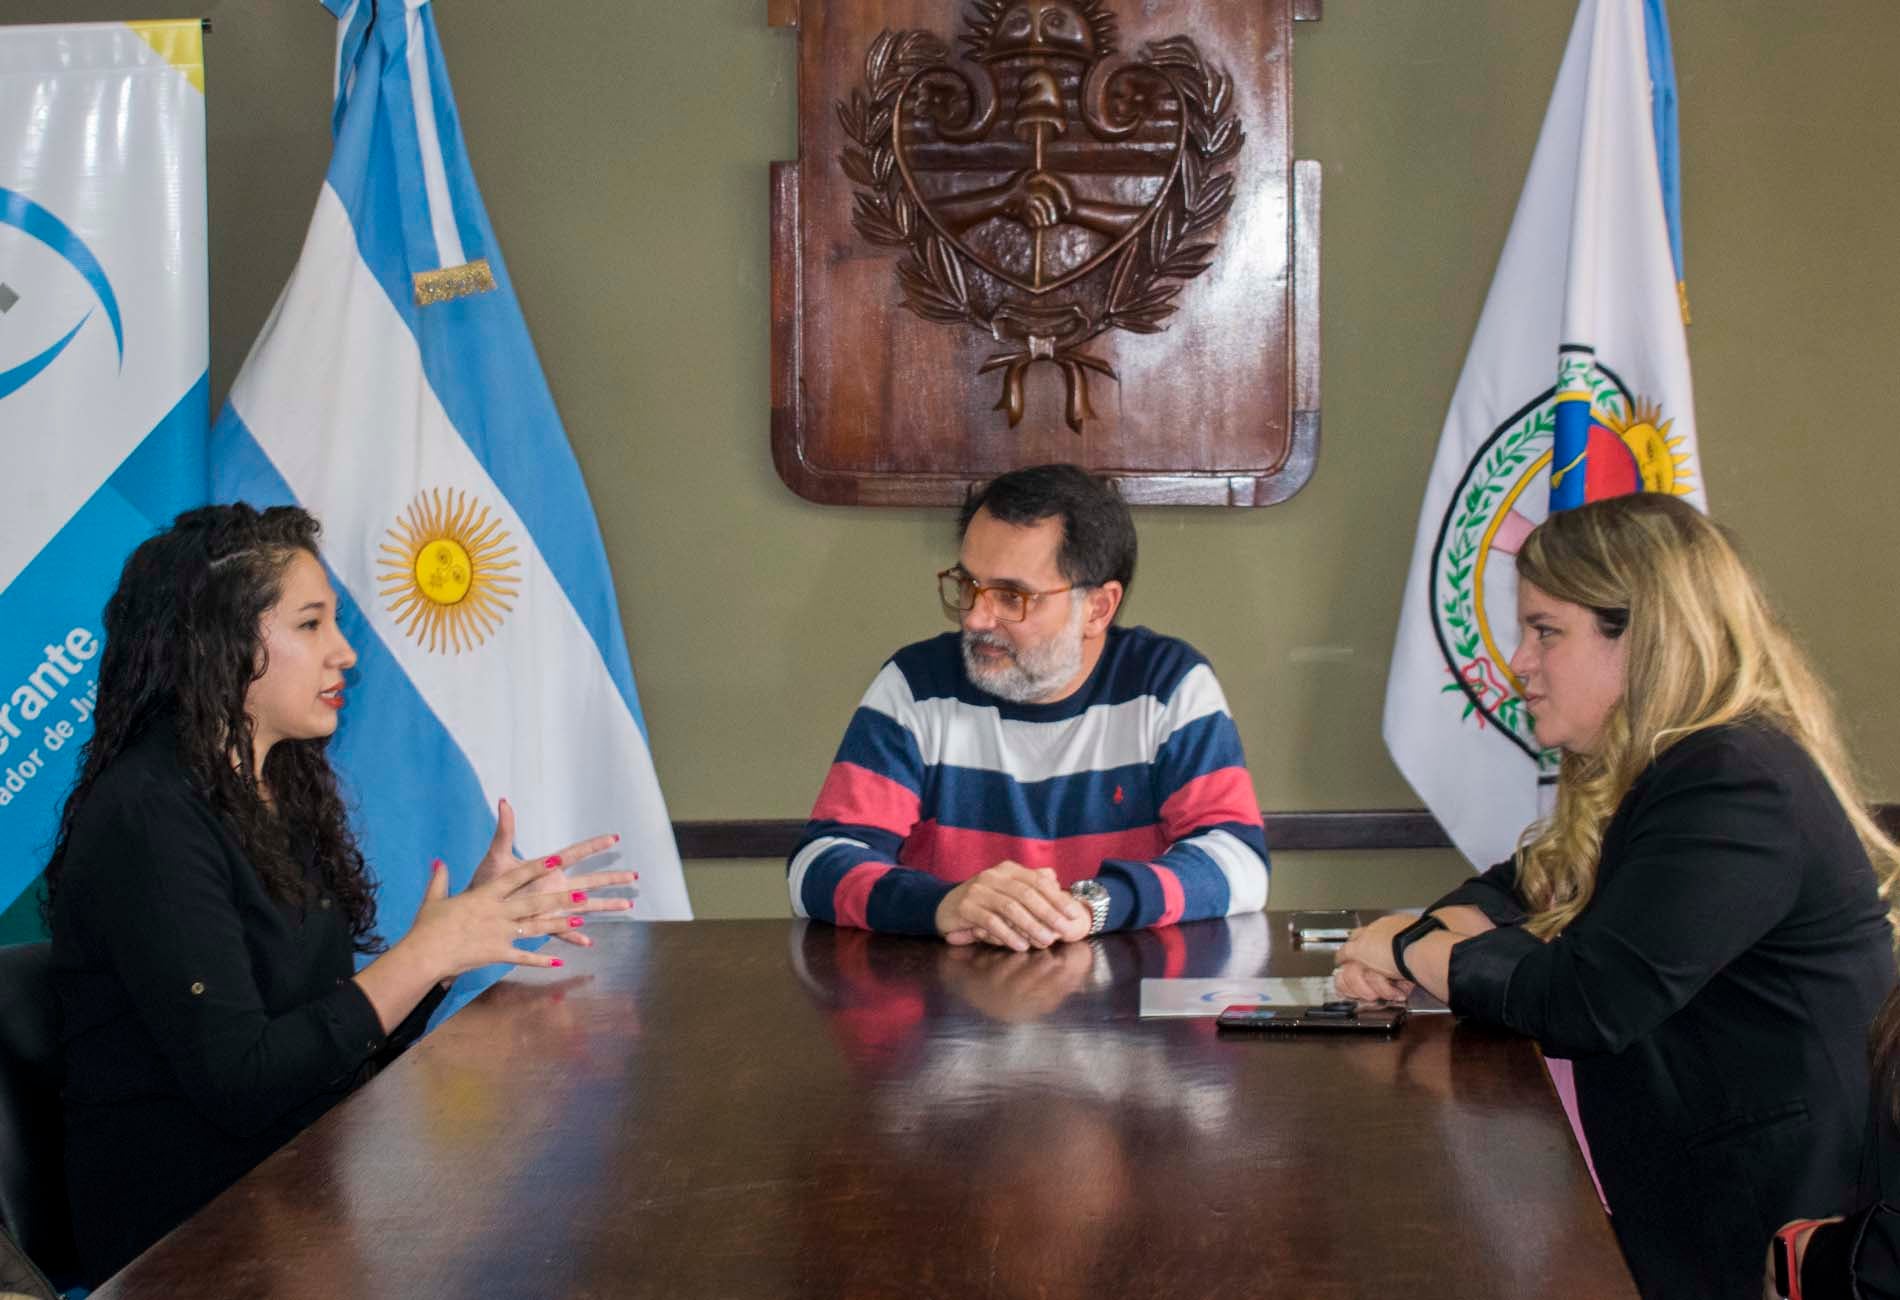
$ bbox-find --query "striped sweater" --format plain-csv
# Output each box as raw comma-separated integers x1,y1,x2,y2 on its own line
789,625,1270,935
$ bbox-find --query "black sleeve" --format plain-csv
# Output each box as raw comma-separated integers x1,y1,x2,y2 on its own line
1801,1202,1900,1300
1444,742,1802,1057
1428,858,1530,927
75,780,393,1138
376,982,449,1067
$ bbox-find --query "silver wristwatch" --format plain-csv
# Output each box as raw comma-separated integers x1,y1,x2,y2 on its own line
1069,878,1111,935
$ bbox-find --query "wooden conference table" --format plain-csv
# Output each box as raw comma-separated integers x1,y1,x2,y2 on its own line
95,914,1637,1299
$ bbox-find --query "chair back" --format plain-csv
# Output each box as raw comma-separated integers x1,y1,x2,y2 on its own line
0,1219,58,1300
0,942,76,1290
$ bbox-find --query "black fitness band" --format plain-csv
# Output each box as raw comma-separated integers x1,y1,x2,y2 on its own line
1392,913,1448,984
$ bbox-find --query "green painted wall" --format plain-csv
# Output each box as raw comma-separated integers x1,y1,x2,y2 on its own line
9,1,1897,926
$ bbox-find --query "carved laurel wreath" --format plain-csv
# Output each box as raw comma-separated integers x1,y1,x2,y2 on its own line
837,29,1244,430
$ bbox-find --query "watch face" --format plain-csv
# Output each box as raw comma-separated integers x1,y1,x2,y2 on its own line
1072,880,1108,902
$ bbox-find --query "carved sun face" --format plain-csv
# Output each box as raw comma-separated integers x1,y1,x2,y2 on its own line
993,2,1097,58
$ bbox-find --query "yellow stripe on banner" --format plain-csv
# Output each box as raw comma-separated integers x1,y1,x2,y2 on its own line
126,20,205,95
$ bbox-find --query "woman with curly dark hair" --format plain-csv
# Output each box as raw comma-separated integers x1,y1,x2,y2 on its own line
45,504,635,1287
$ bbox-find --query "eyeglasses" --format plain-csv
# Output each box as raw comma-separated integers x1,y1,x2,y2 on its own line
937,568,1075,623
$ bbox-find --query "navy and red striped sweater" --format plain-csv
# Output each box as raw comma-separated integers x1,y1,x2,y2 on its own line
789,625,1271,934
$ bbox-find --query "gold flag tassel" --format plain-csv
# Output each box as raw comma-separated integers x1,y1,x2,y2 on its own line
413,259,498,306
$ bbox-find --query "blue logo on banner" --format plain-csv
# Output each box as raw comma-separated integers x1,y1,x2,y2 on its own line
0,376,211,914
0,185,124,402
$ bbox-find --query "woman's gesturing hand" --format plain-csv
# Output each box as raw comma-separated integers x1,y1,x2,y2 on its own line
408,852,634,978
465,798,635,949
354,806,637,1034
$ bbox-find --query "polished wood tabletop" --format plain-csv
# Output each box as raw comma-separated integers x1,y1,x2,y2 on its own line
95,914,1636,1299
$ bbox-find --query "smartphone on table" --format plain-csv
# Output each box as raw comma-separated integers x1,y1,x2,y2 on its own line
1216,1001,1407,1037
1288,909,1360,946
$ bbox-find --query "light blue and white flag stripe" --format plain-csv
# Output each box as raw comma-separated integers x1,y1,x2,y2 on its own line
1641,0,1685,289
0,22,209,930
211,0,688,1013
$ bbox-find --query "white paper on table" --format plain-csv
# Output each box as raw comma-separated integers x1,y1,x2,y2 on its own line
1138,977,1450,1018
1139,977,1336,1018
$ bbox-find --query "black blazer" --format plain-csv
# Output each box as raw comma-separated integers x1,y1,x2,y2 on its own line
49,720,441,1286
1433,722,1895,1299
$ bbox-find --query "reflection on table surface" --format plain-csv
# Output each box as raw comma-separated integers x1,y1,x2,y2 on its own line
95,915,1635,1300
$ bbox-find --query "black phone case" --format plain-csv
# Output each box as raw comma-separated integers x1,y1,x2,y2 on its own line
1215,1003,1407,1036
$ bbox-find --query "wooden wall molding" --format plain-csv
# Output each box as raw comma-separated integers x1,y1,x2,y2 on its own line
678,804,1900,859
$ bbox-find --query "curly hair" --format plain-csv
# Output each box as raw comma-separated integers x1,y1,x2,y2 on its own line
1511,493,1899,940
42,504,383,952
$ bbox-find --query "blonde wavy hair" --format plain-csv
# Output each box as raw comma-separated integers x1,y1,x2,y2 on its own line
1510,493,1899,939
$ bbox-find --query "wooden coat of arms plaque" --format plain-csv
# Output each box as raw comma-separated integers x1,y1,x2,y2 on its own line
770,0,1321,506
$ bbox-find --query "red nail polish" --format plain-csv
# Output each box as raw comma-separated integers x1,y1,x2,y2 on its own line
544,855,561,868
571,891,587,903
612,833,621,844
550,958,564,968
568,916,584,928
431,859,444,872
633,872,640,880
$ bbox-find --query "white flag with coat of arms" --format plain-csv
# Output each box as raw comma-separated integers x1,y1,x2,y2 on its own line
210,0,689,1016
1383,0,1703,871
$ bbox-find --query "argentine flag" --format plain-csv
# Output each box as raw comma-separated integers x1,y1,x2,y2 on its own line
211,0,690,1006
0,22,209,932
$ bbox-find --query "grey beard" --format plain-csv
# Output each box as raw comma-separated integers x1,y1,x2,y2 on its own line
959,603,1086,705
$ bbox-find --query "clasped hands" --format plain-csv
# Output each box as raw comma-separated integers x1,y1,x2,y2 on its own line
1333,906,1495,1004
1333,913,1421,1004
406,797,637,978
1001,169,1073,230
935,861,1091,952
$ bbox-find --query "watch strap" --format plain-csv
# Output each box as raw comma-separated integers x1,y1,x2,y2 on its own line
1391,914,1447,984
1070,880,1110,935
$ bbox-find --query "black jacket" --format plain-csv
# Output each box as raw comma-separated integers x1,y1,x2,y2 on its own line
1433,722,1895,1299
49,720,441,1287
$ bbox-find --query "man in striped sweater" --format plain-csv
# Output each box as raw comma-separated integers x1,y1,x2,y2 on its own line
789,464,1270,948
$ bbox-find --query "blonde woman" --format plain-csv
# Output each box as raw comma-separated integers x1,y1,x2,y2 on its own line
1337,493,1898,1299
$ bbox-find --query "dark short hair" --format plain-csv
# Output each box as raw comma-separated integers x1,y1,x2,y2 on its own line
958,464,1137,599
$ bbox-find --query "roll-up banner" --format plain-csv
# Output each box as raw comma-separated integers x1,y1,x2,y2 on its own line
0,21,209,927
